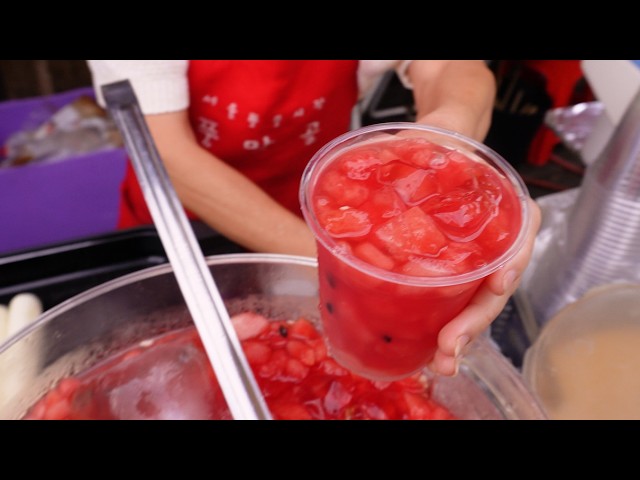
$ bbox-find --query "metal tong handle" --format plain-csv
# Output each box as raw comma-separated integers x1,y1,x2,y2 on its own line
102,80,271,420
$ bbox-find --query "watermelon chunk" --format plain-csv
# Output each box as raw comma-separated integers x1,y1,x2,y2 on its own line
374,207,447,260
353,242,395,271
337,146,385,180
369,185,406,220
317,169,369,207
231,312,269,340
242,340,272,366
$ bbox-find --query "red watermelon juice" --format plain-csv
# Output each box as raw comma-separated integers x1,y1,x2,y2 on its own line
300,123,530,381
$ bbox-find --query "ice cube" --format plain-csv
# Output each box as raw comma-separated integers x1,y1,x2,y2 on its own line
427,151,449,169
353,242,395,270
429,189,498,242
376,161,438,206
103,342,227,420
323,208,372,238
401,243,475,276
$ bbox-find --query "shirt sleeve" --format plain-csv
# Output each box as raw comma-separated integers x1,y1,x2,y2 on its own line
87,60,190,114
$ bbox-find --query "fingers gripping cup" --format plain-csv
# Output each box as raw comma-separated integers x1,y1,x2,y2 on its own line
300,123,530,381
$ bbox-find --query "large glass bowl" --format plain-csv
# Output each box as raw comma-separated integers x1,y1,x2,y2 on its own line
0,254,546,420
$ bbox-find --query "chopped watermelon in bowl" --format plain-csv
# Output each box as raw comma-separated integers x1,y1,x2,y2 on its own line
24,314,458,420
0,254,546,420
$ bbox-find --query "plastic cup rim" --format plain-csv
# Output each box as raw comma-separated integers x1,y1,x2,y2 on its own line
299,122,532,287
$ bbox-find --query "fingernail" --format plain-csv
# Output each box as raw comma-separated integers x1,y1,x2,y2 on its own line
427,359,437,373
454,335,470,358
453,358,460,377
502,270,517,293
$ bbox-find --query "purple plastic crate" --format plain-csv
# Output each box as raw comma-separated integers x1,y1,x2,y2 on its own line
0,87,127,254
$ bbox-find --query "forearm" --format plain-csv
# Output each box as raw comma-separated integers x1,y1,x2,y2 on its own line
173,147,316,257
146,113,317,257
408,60,496,141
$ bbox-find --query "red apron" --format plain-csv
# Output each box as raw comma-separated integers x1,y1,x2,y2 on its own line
118,60,359,228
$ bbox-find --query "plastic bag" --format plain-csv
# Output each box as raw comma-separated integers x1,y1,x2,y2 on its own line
0,95,123,168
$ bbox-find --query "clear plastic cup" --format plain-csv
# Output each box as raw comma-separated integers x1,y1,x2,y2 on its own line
300,122,530,381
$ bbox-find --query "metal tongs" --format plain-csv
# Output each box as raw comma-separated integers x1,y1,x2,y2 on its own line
102,80,271,420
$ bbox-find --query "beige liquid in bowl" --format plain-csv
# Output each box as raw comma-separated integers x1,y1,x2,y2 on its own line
537,326,640,420
524,284,640,420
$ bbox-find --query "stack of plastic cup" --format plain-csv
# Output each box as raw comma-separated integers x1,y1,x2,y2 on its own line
523,87,640,329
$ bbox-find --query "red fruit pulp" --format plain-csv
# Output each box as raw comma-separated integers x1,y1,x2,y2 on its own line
23,314,455,420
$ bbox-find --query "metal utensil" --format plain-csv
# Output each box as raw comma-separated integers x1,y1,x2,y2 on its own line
102,80,271,420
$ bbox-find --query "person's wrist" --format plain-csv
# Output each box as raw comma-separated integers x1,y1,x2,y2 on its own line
416,110,476,140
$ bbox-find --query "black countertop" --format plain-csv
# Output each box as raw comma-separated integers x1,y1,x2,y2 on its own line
0,223,245,311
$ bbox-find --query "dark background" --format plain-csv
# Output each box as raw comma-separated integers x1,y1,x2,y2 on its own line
0,60,92,101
